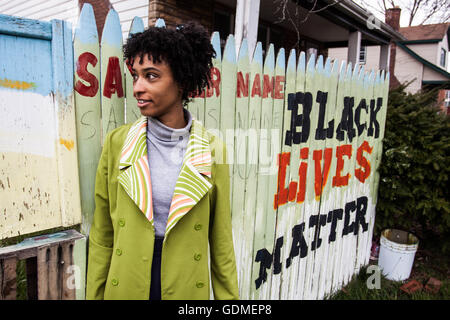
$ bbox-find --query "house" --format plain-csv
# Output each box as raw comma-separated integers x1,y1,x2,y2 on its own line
329,7,450,115
0,0,404,68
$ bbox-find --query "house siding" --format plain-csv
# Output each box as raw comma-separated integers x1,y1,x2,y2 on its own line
0,0,79,27
0,0,150,40
395,45,423,93
437,33,449,71
328,46,381,71
110,0,148,39
405,42,440,66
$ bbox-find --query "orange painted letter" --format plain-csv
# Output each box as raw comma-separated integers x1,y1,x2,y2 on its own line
332,144,352,187
355,140,373,183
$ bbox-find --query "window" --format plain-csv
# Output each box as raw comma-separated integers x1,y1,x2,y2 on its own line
445,90,450,108
213,10,234,52
440,48,446,68
257,25,268,56
359,46,367,64
256,24,285,59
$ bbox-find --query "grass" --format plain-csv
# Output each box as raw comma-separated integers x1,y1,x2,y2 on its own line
329,237,450,300
2,224,448,300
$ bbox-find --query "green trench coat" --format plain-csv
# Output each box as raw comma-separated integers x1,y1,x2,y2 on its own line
86,116,239,300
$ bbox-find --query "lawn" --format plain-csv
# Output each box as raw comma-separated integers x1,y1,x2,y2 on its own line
329,237,450,300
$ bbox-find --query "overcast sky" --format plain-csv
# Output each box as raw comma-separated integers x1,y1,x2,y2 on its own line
353,0,449,27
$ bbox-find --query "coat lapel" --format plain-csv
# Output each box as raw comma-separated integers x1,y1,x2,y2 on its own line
166,119,212,235
117,116,212,233
117,117,154,223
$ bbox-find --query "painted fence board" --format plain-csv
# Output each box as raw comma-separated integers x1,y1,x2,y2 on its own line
278,48,296,301
251,43,275,300
125,16,144,124
0,13,51,40
289,51,306,300
100,9,125,142
0,14,81,239
240,41,263,300
51,18,81,228
232,38,250,295
73,3,102,236
267,47,286,300
220,34,237,205
204,31,222,131
318,58,340,299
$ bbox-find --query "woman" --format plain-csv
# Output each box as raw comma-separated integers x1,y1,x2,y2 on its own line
86,22,239,300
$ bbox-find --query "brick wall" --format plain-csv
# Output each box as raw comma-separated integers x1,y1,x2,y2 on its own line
79,0,113,41
148,0,214,31
437,89,450,115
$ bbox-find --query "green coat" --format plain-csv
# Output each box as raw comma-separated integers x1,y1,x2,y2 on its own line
86,116,239,300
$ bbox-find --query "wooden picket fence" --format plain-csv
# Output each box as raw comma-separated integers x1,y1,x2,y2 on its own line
73,3,389,300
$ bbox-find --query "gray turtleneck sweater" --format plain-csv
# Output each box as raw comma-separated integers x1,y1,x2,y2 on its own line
146,108,192,238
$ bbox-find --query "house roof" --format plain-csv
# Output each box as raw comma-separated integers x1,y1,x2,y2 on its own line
396,41,450,82
400,23,449,42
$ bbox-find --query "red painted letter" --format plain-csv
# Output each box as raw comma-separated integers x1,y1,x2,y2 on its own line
355,140,373,183
206,67,221,98
274,75,285,99
262,74,274,98
332,144,352,187
103,56,124,98
237,71,249,98
274,152,291,209
74,52,99,97
251,73,262,97
313,148,333,198
297,147,309,203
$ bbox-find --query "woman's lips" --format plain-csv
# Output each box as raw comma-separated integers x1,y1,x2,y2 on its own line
137,99,152,108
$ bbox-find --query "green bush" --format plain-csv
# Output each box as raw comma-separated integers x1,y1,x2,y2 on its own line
376,85,450,252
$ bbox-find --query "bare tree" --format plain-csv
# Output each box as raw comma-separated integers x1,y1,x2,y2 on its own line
273,0,344,49
357,0,450,26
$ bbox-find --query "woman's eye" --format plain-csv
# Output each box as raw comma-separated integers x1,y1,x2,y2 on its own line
146,73,157,80
132,74,138,82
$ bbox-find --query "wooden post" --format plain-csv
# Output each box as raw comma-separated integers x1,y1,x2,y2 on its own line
234,0,261,61
0,257,17,300
379,44,390,72
37,246,49,300
347,31,361,66
61,242,76,300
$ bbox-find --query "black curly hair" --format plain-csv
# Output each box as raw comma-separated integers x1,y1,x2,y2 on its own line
123,21,216,106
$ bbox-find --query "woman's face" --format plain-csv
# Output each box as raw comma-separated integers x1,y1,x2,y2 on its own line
131,54,183,119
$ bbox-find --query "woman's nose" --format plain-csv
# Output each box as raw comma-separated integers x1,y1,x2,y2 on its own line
133,77,145,97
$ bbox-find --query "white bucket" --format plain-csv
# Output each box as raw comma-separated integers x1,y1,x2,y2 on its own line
378,229,419,281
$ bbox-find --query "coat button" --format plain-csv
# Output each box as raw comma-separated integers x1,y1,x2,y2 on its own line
142,256,148,262
111,278,119,286
164,289,174,295
196,281,204,288
118,219,125,227
116,248,122,256
194,253,202,261
194,224,202,231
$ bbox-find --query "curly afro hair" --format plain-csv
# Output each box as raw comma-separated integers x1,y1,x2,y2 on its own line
123,21,216,106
